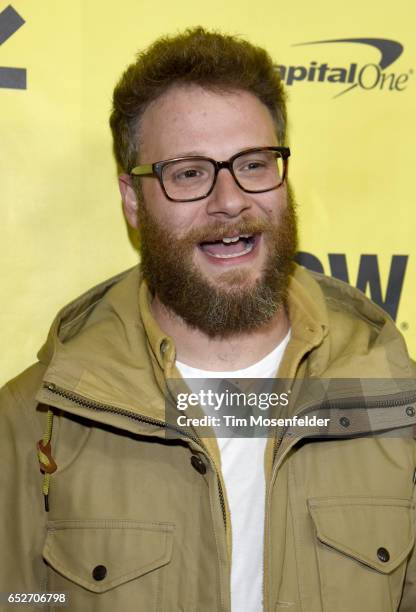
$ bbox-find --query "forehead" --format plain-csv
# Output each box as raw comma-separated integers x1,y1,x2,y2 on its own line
138,85,278,162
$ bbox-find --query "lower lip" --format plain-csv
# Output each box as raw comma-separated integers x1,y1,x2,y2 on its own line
197,234,261,266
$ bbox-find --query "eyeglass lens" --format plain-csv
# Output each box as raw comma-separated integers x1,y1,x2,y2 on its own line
161,149,284,201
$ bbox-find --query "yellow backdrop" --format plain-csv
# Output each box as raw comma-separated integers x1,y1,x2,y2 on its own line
1,0,414,384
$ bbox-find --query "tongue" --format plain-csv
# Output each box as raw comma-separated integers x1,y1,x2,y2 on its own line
201,240,247,257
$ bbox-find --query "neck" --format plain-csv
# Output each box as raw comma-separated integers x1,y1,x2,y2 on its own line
151,295,290,371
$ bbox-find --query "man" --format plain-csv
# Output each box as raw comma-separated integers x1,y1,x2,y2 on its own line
1,27,415,612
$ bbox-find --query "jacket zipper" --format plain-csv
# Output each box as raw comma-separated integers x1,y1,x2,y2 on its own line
42,382,228,530
263,390,416,612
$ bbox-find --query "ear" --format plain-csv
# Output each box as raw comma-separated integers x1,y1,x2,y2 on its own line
119,174,139,229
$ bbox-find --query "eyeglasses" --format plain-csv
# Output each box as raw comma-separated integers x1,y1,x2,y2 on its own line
130,146,290,203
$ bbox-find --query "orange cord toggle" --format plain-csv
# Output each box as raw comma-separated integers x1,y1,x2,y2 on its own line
37,440,57,474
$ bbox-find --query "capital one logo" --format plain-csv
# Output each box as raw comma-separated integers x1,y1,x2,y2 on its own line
277,38,412,97
0,4,26,89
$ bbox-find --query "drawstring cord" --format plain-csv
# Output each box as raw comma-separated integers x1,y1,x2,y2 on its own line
37,409,57,512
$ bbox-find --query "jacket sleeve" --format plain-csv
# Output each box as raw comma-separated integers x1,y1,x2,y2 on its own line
0,372,48,593
399,439,416,611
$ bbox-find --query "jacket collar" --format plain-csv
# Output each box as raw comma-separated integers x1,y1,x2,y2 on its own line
35,264,415,434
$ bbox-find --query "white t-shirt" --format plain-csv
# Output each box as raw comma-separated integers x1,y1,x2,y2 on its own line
176,331,290,612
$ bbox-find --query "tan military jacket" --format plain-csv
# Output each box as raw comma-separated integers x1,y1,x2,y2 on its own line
1,265,415,611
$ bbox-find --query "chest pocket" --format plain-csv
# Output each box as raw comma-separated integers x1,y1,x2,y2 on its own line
308,497,414,612
43,519,174,611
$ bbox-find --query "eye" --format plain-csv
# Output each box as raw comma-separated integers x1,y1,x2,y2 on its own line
176,168,203,180
165,162,211,184
245,161,266,171
236,159,268,173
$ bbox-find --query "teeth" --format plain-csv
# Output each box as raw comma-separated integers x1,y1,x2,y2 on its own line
208,241,254,259
222,236,240,244
221,234,252,244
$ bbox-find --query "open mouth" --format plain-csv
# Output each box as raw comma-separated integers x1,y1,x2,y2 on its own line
199,234,258,259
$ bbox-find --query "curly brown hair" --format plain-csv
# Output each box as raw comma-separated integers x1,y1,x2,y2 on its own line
110,27,287,173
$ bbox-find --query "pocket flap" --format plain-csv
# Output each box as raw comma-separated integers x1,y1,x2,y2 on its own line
43,519,174,593
308,497,414,573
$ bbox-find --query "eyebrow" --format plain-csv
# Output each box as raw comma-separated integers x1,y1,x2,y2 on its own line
166,150,208,158
163,146,264,159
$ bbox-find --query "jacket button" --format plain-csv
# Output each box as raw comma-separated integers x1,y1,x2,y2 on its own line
339,416,350,428
406,406,415,417
377,547,390,563
92,565,107,581
191,455,207,475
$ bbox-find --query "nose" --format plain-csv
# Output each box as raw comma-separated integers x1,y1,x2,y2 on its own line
205,167,252,218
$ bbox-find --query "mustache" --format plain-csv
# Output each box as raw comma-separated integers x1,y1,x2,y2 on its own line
178,217,272,246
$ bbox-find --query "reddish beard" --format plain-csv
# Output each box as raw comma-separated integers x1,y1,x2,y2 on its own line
137,191,298,337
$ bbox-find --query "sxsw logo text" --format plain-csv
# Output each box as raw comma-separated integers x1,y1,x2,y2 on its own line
295,252,408,321
0,4,26,89
277,38,412,97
